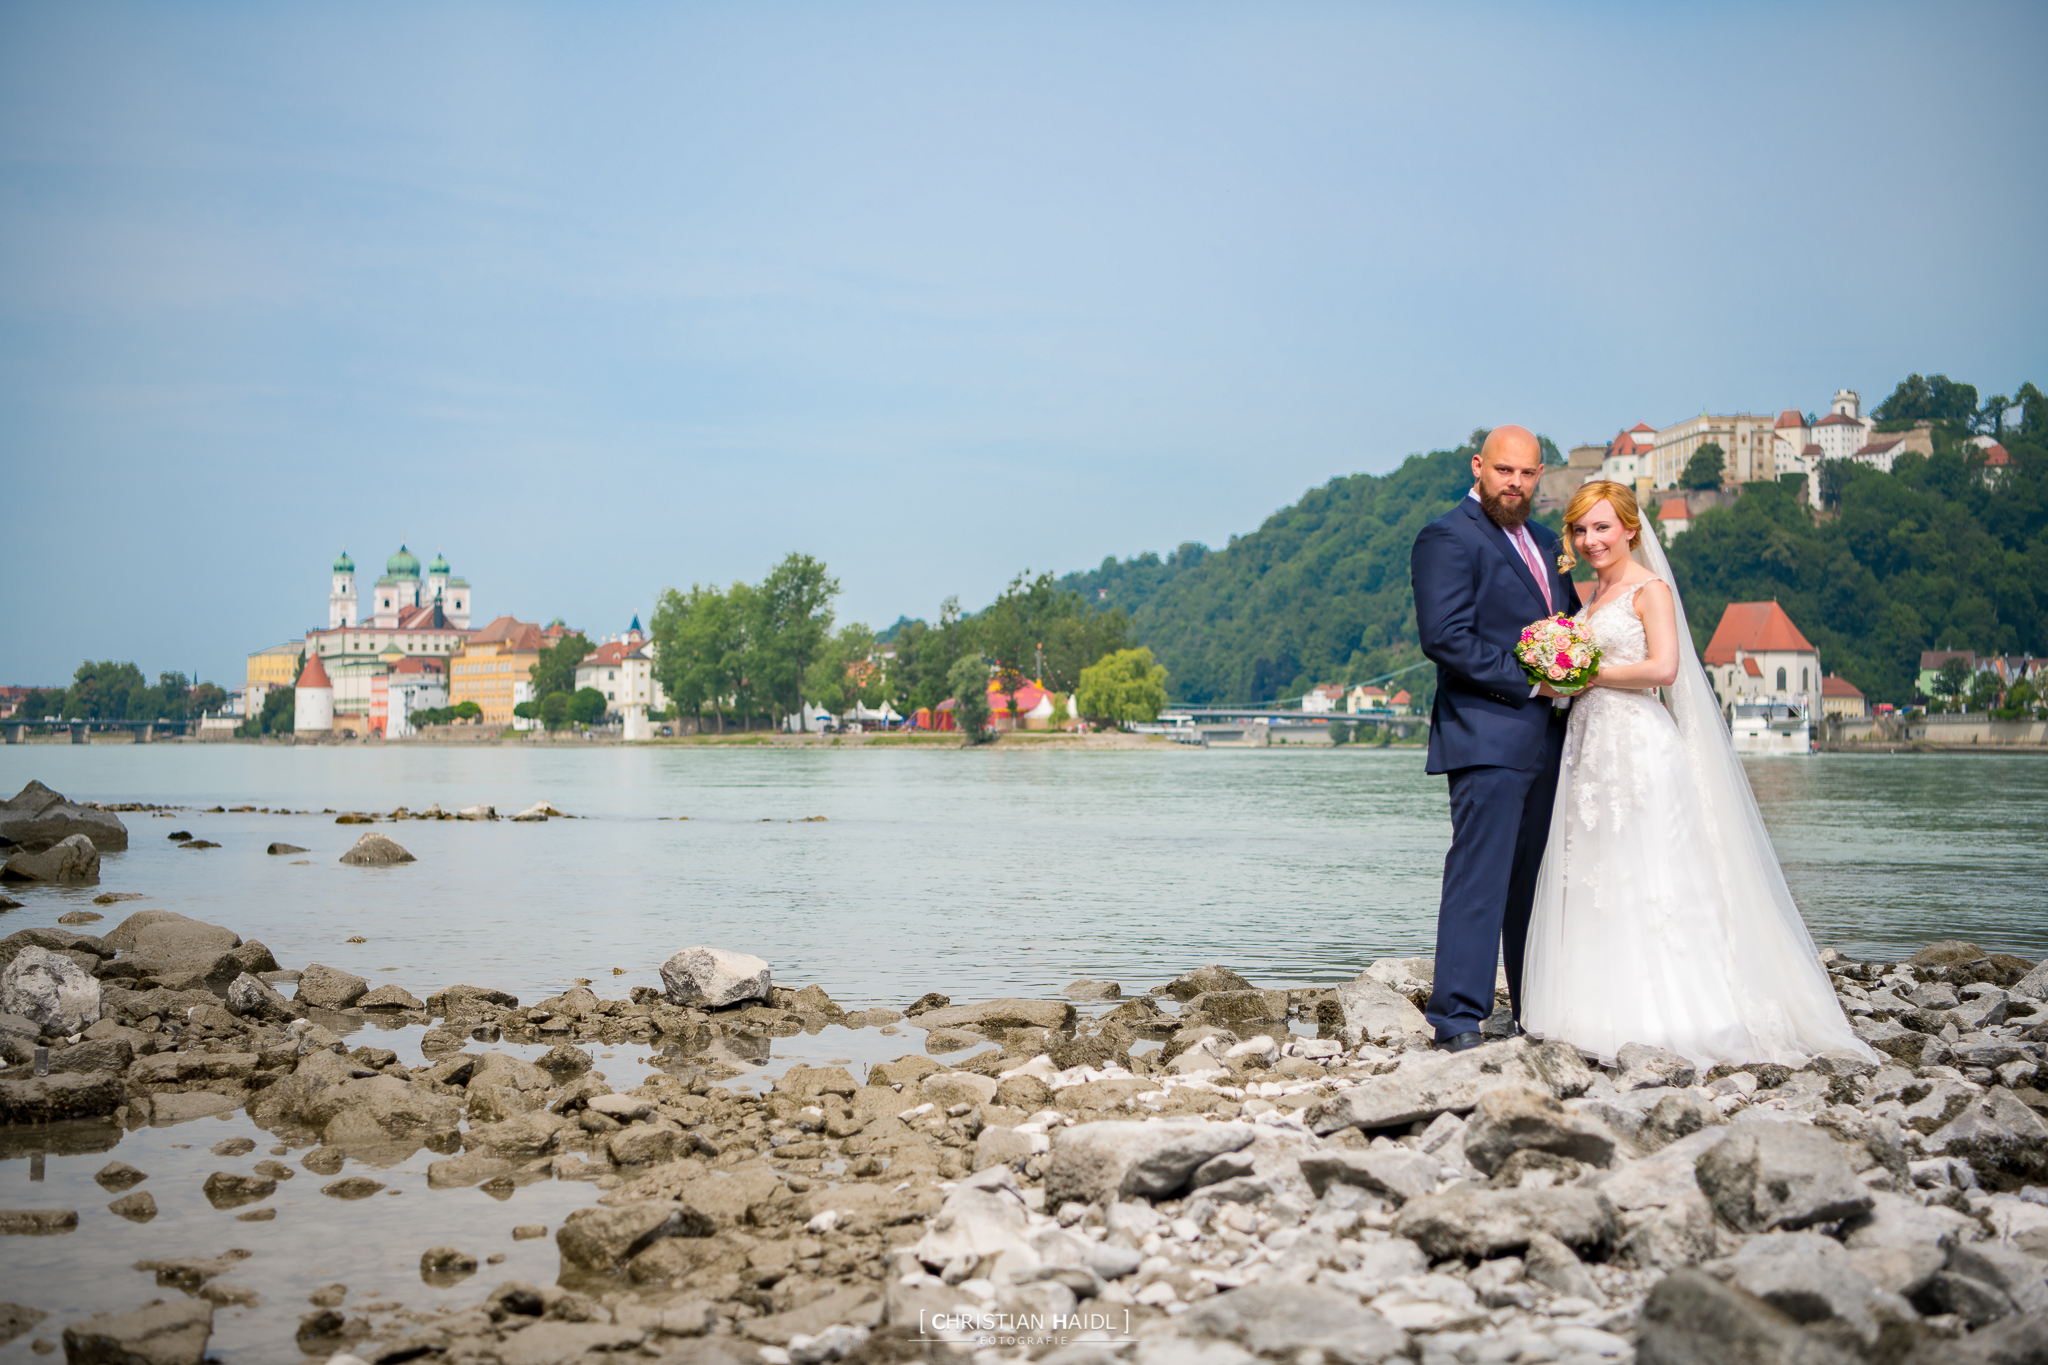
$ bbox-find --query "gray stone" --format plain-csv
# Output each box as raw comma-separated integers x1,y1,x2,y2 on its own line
909,1184,1034,1266
294,963,369,1010
224,972,295,1023
1159,965,1254,1002
265,842,307,855
2012,961,2048,1003
1911,1310,2048,1365
1305,1037,1596,1133
1044,1121,1257,1205
338,832,414,866
1717,1232,1905,1347
1635,1268,1859,1365
1181,988,1291,1025
1947,1241,2048,1315
1597,1127,1730,1210
1178,1279,1410,1363
1063,980,1122,1001
426,1153,516,1189
201,1172,275,1210
1921,1271,2017,1327
1618,1191,1726,1270
1318,974,1430,1047
1298,1146,1443,1205
118,913,274,994
302,1074,460,1146
911,996,1076,1032
0,781,128,852
1925,1086,2048,1186
356,983,423,1011
0,834,100,885
1694,1123,1874,1232
1525,1230,1606,1305
0,1072,123,1124
1617,1043,1699,1090
108,1191,157,1222
0,944,101,1035
419,1246,478,1286
61,1297,212,1365
558,1201,715,1271
1389,1186,1619,1260
1643,1090,1723,1150
1461,1083,1619,1174
659,946,772,1008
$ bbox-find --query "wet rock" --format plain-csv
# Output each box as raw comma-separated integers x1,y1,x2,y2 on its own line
920,1071,998,1108
1179,1279,1409,1363
557,1201,713,1271
1636,1268,1858,1365
660,946,772,1008
534,1042,593,1077
1694,1124,1874,1232
304,1074,460,1145
114,912,274,994
1063,980,1122,1001
56,911,104,925
426,1153,516,1189
923,1027,981,1054
465,1111,567,1156
60,1298,211,1365
0,945,101,1035
1317,973,1430,1047
1462,1084,1619,1174
419,1246,478,1286
911,997,1077,1031
609,1125,686,1166
1159,965,1254,1001
1044,1120,1257,1205
201,1172,275,1209
0,1074,124,1124
0,1210,77,1234
0,1303,46,1347
224,972,295,1023
355,984,423,1011
338,832,414,866
1306,1038,1596,1134
108,1191,157,1222
209,1138,255,1157
265,842,307,855
322,1177,385,1199
294,963,369,1010
0,782,127,853
1390,1186,1619,1260
1181,989,1291,1026
1298,1146,1443,1205
95,1161,146,1191
1,834,100,885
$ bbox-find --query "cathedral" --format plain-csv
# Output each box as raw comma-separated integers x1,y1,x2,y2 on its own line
302,545,475,733
328,545,472,630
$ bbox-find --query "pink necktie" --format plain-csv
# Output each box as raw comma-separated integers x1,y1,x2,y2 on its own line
1515,531,1553,613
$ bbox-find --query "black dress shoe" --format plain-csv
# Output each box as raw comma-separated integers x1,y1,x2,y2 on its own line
1435,1031,1486,1052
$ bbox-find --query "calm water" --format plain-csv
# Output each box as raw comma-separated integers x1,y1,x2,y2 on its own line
0,743,2043,1360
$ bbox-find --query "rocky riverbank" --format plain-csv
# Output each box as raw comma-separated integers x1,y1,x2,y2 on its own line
2,904,2047,1365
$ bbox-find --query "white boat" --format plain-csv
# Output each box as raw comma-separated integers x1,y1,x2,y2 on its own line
1730,700,1811,755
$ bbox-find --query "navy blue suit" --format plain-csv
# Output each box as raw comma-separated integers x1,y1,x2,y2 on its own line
1410,495,1575,1040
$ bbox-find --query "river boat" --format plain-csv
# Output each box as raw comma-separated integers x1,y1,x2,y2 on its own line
1730,700,1812,755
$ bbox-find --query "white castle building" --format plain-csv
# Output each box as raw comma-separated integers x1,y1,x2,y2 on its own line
308,545,477,732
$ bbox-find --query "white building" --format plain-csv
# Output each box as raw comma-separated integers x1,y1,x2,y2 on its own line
293,655,334,733
1301,684,1344,714
1655,498,1691,544
1650,413,1779,488
1702,602,1821,719
307,546,476,724
1810,389,1874,465
370,657,448,738
574,617,667,719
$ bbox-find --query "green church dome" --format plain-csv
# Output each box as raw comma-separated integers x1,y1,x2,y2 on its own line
385,545,421,578
333,551,355,573
428,552,451,576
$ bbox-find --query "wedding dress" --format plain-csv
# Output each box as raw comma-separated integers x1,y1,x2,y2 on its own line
1521,534,1875,1070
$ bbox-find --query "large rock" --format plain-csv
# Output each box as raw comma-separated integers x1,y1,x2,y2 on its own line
339,832,415,866
911,997,1077,1032
1179,1279,1410,1363
0,780,128,852
1,834,100,885
0,944,101,1035
1923,1087,2048,1187
1298,1146,1444,1205
61,1297,212,1365
294,963,369,1010
1390,1186,1619,1260
1159,965,1254,1001
224,973,296,1023
1318,973,1430,1047
117,913,275,995
659,947,772,1008
1044,1121,1257,1206
2011,960,2048,1003
1716,1232,1909,1348
557,1201,713,1271
909,1184,1035,1267
1635,1268,1859,1365
0,1072,124,1123
1305,1038,1596,1134
301,1075,460,1146
1595,1127,1730,1210
1694,1124,1874,1233
1461,1084,1619,1175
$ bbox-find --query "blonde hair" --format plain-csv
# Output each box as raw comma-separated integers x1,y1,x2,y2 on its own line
1557,479,1643,572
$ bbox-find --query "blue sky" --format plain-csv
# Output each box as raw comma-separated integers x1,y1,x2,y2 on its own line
3,2,2043,688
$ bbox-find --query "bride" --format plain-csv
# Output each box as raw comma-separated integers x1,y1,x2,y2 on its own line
1520,480,1874,1069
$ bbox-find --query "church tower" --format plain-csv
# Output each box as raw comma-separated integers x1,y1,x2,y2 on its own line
329,552,357,628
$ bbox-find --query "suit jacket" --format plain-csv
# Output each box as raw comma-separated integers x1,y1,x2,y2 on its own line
1411,496,1577,775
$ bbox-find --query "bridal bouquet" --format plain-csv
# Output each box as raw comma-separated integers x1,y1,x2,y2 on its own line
1517,615,1602,694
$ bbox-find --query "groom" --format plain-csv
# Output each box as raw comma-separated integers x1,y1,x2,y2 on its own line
1410,425,1576,1052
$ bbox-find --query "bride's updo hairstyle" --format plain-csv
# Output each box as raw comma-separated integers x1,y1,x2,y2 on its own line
1557,479,1644,572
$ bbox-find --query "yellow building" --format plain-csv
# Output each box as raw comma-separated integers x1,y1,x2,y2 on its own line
450,616,544,726
247,641,303,692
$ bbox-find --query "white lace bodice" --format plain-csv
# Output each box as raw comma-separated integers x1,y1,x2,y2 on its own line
1576,577,1656,669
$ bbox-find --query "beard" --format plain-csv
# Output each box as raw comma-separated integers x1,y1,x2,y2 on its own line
1480,486,1531,530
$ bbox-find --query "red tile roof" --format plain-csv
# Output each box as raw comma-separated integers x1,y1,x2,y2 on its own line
1815,412,1862,427
1983,443,2010,466
1742,658,1763,677
1821,674,1864,698
1802,443,1823,455
1630,422,1655,433
1703,603,1817,664
469,616,544,652
581,641,631,667
297,654,331,689
1775,409,1805,429
1854,438,1902,457
1658,499,1689,519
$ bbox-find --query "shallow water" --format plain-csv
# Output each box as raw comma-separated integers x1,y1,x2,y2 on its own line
0,743,2043,1358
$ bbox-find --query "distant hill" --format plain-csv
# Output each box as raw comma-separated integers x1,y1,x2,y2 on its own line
1058,435,1484,704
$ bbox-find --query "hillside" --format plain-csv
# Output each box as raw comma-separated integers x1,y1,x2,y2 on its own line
1058,435,1484,703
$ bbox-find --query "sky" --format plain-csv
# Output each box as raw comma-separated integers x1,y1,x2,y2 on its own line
3,2,2044,689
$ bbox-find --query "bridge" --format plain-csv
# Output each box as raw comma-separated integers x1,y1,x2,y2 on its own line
2,717,197,744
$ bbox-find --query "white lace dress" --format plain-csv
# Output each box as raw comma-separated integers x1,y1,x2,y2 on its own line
1521,578,1871,1069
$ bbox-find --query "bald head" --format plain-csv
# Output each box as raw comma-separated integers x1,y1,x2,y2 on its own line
1472,424,1543,529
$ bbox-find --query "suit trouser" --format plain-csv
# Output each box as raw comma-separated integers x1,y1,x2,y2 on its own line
1425,738,1564,1039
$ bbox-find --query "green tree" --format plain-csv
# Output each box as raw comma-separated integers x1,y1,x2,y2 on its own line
804,622,883,718
529,632,593,701
1329,720,1353,745
2002,677,2038,718
892,597,973,713
1078,647,1169,726
240,685,295,736
1682,442,1727,491
947,654,993,744
1874,374,1979,428
568,687,607,726
749,553,839,726
1933,657,1973,708
63,661,147,719
1967,669,2003,712
1537,435,1564,466
188,682,227,716
540,692,571,730
652,583,751,733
